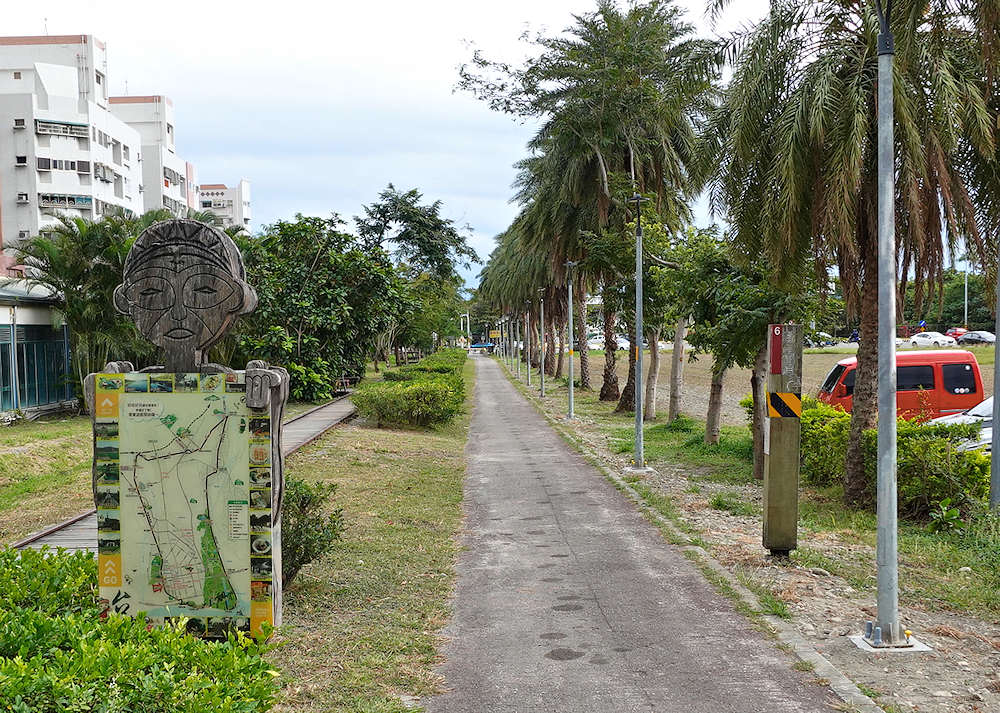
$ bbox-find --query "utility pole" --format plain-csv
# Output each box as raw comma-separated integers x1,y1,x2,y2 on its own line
538,288,546,398
868,0,905,649
565,261,579,420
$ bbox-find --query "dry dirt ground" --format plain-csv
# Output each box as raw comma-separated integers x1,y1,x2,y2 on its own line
514,353,1000,713
569,346,994,425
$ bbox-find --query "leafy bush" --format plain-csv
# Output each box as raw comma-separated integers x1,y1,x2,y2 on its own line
0,548,278,712
282,476,345,587
799,402,989,518
356,349,466,427
353,379,462,427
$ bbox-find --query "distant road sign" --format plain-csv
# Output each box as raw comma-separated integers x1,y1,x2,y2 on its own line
489,330,500,339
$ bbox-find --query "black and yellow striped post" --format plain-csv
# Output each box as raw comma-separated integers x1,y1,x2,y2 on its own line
763,323,803,555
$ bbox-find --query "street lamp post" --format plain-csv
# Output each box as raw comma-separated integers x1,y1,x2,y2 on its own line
538,288,546,398
871,0,903,648
516,315,522,379
633,192,647,470
565,261,579,420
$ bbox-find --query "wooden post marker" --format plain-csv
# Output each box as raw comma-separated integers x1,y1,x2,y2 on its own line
763,323,802,555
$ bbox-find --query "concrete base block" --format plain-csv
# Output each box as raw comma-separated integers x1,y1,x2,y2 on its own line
848,634,932,653
623,466,656,479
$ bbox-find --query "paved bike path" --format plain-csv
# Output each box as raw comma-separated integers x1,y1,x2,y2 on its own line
426,356,836,712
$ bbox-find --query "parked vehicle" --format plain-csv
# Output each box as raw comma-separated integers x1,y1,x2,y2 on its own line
805,331,837,348
946,327,969,338
817,350,984,419
957,330,996,346
930,395,992,427
909,331,956,348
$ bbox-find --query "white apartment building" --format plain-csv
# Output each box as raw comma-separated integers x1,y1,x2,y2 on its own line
0,35,143,274
198,179,251,231
108,95,195,217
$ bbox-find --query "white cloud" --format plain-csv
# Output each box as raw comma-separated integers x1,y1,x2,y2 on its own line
5,0,767,283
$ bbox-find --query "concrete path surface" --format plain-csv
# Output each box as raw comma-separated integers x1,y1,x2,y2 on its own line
426,356,837,713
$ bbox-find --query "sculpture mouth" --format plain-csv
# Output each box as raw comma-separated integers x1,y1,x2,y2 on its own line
163,327,195,339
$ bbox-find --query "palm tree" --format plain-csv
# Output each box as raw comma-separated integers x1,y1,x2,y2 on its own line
461,0,717,400
706,0,1000,504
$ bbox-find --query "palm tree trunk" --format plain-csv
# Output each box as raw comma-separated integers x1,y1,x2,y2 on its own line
545,320,556,376
751,342,768,480
705,365,725,445
615,331,637,413
599,303,619,401
845,262,879,506
643,328,662,421
555,324,565,379
668,317,686,421
576,279,591,389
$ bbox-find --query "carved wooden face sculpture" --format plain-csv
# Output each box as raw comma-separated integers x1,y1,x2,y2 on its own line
114,220,257,370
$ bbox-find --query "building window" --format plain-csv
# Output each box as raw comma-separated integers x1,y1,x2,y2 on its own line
36,157,50,171
201,200,212,208
13,71,20,79
16,193,28,203
15,156,26,166
95,72,102,85
13,118,24,129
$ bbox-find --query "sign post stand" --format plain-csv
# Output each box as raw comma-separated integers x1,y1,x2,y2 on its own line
763,323,802,556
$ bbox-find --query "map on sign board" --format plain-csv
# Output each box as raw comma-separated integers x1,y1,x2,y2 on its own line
94,371,275,638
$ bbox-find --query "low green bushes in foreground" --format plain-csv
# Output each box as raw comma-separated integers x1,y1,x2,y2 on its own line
353,348,467,427
0,548,279,713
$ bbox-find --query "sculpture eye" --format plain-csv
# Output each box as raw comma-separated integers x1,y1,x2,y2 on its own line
184,273,234,309
127,277,173,310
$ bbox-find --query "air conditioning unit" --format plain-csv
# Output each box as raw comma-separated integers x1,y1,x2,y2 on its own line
13,118,25,129
14,156,27,166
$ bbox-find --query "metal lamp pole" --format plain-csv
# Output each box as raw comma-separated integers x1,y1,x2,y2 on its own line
516,315,522,379
993,270,1000,507
565,261,579,419
633,193,646,469
873,0,901,646
538,288,546,397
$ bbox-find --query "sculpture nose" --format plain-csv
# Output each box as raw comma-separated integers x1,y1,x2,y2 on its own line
170,298,188,321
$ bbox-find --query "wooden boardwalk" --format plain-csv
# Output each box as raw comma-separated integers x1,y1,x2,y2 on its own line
11,395,356,554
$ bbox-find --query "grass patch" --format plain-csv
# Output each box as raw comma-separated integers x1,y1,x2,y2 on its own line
610,418,754,484
709,493,759,517
269,359,473,711
792,660,815,672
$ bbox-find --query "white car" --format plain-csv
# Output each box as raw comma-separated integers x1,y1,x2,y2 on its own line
931,396,993,427
909,331,956,348
587,337,605,350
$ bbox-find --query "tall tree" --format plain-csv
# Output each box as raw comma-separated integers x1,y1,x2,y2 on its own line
460,0,717,395
706,0,1000,503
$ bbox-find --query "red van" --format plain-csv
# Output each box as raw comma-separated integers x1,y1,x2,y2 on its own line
817,350,984,420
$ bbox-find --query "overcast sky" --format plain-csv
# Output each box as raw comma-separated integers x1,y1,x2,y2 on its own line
7,0,768,285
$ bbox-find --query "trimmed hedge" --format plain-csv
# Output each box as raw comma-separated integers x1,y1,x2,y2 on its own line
353,349,467,427
0,548,279,712
799,402,988,518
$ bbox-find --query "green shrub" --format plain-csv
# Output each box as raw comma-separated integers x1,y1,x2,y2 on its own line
359,349,466,428
353,379,462,427
282,476,345,587
799,402,989,518
800,402,851,487
0,548,278,712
